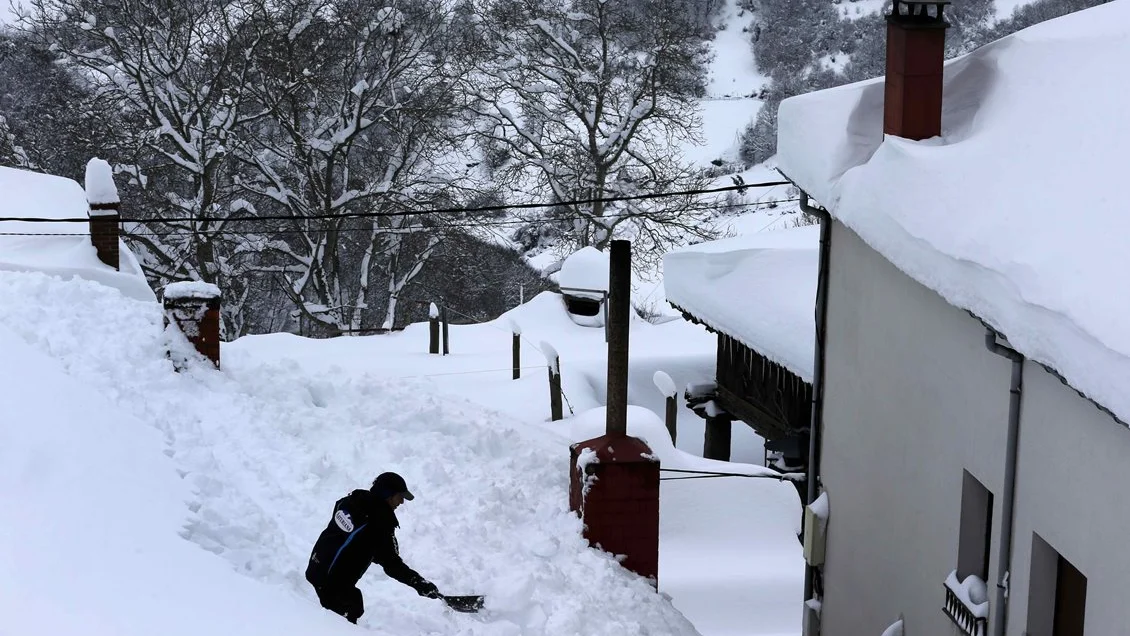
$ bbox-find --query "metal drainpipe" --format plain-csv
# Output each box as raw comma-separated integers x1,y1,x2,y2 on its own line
800,191,832,607
984,328,1024,636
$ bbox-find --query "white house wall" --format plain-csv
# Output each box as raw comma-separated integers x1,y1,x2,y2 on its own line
819,221,1014,634
1007,364,1130,635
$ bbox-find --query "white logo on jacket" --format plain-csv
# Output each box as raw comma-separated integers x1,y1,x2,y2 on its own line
334,509,354,532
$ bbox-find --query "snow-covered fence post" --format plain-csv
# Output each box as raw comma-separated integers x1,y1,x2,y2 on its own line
653,371,678,444
510,319,522,380
428,303,440,354
568,240,661,588
163,281,222,369
85,158,120,270
441,306,450,356
541,341,563,421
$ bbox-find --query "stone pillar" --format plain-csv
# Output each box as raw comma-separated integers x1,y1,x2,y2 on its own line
163,281,222,368
569,434,660,586
85,158,121,271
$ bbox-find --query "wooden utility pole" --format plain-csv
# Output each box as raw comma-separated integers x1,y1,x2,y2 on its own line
441,306,450,355
606,240,631,436
428,303,440,354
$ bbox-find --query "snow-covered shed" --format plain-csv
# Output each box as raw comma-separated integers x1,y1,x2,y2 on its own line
663,224,818,469
0,163,154,301
776,1,1130,634
556,246,609,327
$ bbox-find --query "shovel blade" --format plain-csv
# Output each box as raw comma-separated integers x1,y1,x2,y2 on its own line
443,595,485,613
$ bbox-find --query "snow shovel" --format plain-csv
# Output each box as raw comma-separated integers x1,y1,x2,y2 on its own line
441,595,485,613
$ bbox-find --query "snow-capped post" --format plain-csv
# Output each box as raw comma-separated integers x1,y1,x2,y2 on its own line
541,341,562,421
441,306,450,355
428,303,440,354
510,319,522,380
569,240,661,588
163,281,222,369
653,371,678,444
85,158,120,270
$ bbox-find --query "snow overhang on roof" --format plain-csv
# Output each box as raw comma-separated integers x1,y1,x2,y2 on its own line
663,225,819,382
775,0,1130,423
0,165,155,302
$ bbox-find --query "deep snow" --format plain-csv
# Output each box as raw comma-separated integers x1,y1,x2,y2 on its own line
777,0,1130,424
664,225,819,382
0,165,154,301
0,271,804,635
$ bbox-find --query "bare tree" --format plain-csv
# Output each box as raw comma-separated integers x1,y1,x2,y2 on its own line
468,0,717,263
236,0,482,334
23,0,268,333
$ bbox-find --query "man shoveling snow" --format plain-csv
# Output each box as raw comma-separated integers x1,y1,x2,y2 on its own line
305,472,483,623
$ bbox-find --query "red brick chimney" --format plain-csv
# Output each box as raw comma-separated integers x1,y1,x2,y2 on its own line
884,0,950,140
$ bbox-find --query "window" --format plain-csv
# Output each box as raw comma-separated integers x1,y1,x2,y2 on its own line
958,470,994,581
1027,534,1087,636
944,471,994,636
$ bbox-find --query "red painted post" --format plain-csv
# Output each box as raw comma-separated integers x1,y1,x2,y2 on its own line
163,281,222,369
569,435,660,585
567,240,661,587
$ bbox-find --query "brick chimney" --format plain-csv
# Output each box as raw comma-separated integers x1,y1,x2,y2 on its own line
85,158,121,270
884,0,950,140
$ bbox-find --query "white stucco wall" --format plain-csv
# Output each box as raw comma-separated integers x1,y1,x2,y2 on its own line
819,221,1013,634
1008,365,1130,635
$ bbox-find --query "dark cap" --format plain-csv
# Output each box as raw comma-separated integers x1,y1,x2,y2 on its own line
371,472,414,501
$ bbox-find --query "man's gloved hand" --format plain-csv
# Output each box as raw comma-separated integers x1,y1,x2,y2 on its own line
417,581,442,599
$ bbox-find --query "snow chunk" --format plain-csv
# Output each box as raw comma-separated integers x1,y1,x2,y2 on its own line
558,246,609,299
778,2,1130,423
946,570,990,619
85,157,120,208
164,281,221,301
664,226,819,381
540,340,560,374
808,491,829,533
429,302,439,319
880,618,904,636
509,318,522,335
653,370,677,398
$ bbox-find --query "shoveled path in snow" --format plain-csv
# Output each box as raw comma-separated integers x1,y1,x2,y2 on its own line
0,272,698,635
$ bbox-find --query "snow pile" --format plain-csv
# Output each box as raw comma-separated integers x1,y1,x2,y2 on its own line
945,570,990,618
163,280,222,300
0,270,701,636
84,157,120,208
0,165,154,301
777,1,1130,422
653,370,678,398
557,246,609,298
664,225,819,381
0,313,358,636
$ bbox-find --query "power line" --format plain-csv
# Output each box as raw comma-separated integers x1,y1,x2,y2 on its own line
0,180,793,225
0,197,801,237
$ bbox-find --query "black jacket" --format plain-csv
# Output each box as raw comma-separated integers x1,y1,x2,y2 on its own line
305,489,430,593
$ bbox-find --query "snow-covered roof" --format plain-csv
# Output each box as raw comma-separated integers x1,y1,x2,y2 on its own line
664,225,818,382
776,1,1130,422
0,165,154,302
557,246,609,300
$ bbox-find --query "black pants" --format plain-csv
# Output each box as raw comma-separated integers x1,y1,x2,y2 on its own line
314,585,364,624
